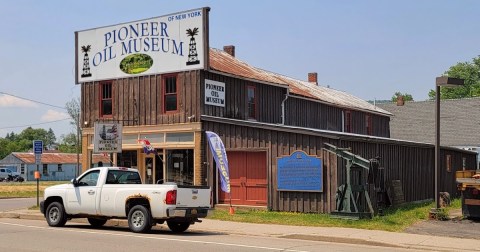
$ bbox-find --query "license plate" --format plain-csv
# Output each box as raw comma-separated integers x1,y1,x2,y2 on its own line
173,210,186,217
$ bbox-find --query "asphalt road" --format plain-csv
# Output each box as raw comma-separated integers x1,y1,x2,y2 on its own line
0,218,419,252
0,198,37,212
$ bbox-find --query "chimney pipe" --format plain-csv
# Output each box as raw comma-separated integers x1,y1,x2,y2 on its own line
223,45,235,57
308,72,318,85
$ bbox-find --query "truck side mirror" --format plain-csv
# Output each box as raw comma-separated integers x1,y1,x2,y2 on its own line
71,178,79,187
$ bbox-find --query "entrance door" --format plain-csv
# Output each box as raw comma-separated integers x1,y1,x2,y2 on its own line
218,151,267,206
145,157,154,184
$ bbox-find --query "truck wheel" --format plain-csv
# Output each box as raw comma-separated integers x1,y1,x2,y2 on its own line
167,221,190,233
87,218,107,227
46,202,67,227
128,205,152,233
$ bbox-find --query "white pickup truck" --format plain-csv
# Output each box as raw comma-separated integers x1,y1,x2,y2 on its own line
40,167,212,233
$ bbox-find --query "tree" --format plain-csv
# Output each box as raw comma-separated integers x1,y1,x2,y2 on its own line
0,127,58,159
58,133,77,153
428,56,480,99
391,92,413,102
65,97,81,152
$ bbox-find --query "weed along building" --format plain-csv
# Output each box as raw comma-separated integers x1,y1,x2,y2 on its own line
76,7,476,213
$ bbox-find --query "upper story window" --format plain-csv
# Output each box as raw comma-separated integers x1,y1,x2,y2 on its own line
344,110,352,133
100,82,112,117
163,75,178,112
247,86,256,119
366,114,373,135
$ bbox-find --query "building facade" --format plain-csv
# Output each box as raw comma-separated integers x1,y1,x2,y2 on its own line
76,8,476,212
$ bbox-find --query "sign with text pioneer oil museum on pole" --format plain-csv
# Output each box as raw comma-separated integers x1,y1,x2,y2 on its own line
75,7,209,83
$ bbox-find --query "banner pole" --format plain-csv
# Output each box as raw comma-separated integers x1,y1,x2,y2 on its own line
229,192,234,215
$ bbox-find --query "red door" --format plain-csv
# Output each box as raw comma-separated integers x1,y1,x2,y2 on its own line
218,152,267,206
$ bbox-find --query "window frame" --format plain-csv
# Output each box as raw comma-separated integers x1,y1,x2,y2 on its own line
163,74,178,113
42,164,48,175
247,85,257,120
99,81,113,118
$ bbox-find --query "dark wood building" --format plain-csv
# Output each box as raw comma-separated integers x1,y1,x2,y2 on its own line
77,8,476,213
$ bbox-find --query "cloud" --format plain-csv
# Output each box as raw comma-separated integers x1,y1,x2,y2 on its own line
41,110,70,122
0,94,37,108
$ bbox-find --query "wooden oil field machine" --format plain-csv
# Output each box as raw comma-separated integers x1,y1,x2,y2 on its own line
324,143,388,219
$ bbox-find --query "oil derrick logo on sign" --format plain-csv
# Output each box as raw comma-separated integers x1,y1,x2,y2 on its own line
81,45,92,78
186,27,200,66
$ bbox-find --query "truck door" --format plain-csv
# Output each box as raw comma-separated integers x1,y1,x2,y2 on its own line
65,170,100,215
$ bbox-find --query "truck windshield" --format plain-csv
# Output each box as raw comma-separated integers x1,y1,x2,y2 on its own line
106,170,142,184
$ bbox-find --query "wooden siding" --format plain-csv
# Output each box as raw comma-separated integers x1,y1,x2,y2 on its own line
81,71,201,127
202,71,285,123
203,118,476,213
285,98,343,131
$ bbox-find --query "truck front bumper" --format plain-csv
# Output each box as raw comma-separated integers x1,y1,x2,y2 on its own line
167,208,211,218
39,201,45,215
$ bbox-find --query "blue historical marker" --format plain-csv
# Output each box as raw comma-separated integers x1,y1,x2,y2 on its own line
277,151,323,192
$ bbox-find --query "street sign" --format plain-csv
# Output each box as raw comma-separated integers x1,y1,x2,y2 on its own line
35,154,41,165
33,140,43,155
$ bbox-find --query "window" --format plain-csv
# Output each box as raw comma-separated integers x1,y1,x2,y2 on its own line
344,110,352,133
21,164,25,174
166,133,194,142
166,149,194,185
446,155,452,172
77,170,100,186
247,86,256,119
100,82,112,117
106,170,142,184
163,75,177,112
43,164,48,175
366,114,373,135
58,164,63,172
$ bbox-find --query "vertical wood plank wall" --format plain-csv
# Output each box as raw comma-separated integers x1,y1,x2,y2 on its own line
81,71,201,126
203,120,476,213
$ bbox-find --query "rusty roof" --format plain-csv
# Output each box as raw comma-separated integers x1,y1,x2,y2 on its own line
209,48,392,116
13,152,111,164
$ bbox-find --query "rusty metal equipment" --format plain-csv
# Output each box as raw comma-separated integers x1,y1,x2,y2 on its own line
456,170,480,219
324,143,386,220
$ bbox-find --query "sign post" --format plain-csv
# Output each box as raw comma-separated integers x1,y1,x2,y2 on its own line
33,140,43,207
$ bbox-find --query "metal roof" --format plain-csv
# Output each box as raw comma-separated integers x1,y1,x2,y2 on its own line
209,48,392,116
12,152,110,164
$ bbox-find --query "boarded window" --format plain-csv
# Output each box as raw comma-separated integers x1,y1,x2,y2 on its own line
446,155,452,172
164,75,177,112
100,82,112,117
344,110,352,133
247,86,256,119
366,114,373,135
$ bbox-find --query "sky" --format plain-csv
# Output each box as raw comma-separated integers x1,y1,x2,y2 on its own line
1,0,479,139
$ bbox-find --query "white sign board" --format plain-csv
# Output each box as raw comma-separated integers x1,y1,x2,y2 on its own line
94,122,123,153
75,8,208,83
205,79,225,107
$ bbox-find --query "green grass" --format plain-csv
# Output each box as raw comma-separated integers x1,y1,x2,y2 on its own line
0,181,68,198
209,199,462,232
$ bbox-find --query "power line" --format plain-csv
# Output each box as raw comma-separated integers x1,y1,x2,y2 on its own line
0,118,71,130
0,91,67,110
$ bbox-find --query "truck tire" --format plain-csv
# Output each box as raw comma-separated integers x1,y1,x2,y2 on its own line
128,205,152,233
87,218,107,227
46,202,67,227
167,221,190,233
